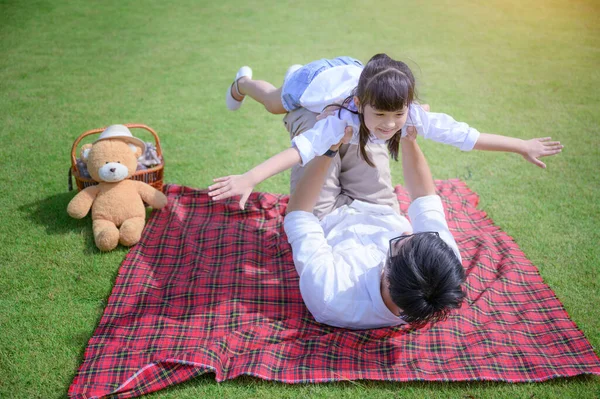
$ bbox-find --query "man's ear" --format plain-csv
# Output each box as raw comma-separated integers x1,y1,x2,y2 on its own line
128,143,143,158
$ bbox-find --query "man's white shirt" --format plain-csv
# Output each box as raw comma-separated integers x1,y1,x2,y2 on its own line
284,196,461,330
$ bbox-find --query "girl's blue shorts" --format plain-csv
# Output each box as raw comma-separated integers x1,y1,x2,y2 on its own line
281,56,363,112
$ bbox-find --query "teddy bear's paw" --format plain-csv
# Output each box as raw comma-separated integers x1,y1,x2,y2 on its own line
93,220,120,251
153,191,168,209
96,232,119,251
119,217,145,247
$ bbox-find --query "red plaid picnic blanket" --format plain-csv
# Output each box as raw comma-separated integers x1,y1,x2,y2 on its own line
69,181,600,398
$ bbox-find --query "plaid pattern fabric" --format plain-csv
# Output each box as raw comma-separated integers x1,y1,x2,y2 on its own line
69,181,600,399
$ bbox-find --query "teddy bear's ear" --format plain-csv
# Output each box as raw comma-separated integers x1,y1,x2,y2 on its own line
128,143,143,158
80,144,93,163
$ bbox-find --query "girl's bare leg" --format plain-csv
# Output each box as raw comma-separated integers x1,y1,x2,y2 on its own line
233,77,287,114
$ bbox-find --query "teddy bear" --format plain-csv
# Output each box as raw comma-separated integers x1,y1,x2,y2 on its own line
67,125,168,251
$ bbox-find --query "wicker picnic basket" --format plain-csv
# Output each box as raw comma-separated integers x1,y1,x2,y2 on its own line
69,123,164,192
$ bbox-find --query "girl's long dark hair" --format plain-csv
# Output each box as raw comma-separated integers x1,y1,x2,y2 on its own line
326,54,417,166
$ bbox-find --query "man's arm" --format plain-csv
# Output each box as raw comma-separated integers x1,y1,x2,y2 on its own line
283,131,351,325
402,133,461,261
286,126,353,214
401,133,436,201
286,154,334,214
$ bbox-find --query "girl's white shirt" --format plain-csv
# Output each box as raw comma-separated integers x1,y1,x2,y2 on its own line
291,64,481,166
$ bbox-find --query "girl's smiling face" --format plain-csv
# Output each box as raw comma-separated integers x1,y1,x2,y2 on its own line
356,97,408,141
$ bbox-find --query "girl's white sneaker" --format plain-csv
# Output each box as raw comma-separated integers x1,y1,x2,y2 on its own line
226,66,253,111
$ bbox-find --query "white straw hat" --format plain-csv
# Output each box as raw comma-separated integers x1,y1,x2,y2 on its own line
94,125,146,152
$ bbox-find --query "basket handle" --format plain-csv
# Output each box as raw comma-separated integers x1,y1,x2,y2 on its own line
70,124,163,175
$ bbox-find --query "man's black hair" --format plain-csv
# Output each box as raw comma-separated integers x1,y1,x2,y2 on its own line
387,233,466,326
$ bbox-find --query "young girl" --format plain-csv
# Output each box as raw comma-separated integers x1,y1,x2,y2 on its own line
211,54,563,212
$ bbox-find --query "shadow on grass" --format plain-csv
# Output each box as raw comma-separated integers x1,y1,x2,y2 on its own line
19,191,88,233
19,191,100,252
19,191,154,254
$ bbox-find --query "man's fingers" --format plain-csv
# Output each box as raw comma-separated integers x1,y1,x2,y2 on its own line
342,126,353,143
316,109,336,121
401,126,417,141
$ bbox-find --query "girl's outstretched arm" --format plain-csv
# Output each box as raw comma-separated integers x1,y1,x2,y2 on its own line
407,107,563,168
208,147,302,210
209,125,354,210
473,134,563,169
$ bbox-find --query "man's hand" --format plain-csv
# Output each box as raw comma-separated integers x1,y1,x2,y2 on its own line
329,125,353,151
520,137,563,169
401,126,418,141
317,106,353,151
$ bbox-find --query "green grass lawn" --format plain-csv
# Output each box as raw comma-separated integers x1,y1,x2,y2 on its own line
1,0,598,397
